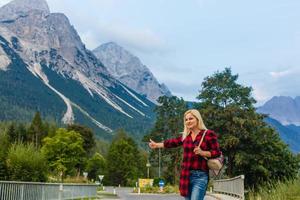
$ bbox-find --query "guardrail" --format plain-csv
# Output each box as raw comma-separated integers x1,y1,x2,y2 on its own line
212,175,245,200
0,181,97,200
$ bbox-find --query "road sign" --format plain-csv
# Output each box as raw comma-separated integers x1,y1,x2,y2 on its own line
158,180,165,187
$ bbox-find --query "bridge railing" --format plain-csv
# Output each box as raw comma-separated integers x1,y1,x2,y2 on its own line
212,175,245,200
0,181,97,200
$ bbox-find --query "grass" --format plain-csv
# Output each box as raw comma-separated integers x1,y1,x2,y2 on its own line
97,191,118,199
247,177,300,200
132,185,179,194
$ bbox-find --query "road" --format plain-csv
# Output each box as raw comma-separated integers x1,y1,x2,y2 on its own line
100,187,217,200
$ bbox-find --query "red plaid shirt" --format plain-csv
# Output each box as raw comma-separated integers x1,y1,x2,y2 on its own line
163,129,221,196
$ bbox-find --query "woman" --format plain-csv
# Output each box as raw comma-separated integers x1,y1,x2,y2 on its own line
149,109,221,200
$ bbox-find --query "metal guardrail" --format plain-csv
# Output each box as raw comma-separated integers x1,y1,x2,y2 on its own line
213,175,245,200
0,181,97,200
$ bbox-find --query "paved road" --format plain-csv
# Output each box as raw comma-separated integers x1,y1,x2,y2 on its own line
100,187,217,200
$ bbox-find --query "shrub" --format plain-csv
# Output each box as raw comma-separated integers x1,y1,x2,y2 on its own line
6,143,48,181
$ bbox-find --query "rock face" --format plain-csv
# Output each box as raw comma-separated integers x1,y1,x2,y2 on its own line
0,0,50,21
93,42,171,103
0,0,155,138
257,96,300,125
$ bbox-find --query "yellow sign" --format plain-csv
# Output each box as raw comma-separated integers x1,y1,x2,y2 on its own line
138,178,154,187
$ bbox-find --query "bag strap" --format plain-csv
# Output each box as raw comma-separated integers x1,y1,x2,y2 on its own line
198,129,208,160
198,129,208,148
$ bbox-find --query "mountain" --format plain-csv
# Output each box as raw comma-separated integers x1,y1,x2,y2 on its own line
0,0,156,140
257,96,300,125
93,42,171,103
264,117,300,153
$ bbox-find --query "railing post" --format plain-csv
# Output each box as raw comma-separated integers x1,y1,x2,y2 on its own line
58,184,63,200
241,175,245,200
20,184,24,200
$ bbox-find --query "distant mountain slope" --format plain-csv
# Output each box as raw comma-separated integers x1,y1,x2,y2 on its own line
257,96,300,125
93,42,171,103
264,117,300,153
0,0,155,139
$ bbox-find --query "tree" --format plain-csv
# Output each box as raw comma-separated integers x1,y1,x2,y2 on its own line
6,123,28,144
144,95,188,184
41,128,85,178
106,130,145,186
6,143,48,182
0,131,10,180
28,112,47,147
85,153,106,181
195,68,299,188
6,123,17,143
67,124,96,155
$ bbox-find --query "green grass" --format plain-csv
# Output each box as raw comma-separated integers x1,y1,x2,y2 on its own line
97,191,118,199
132,185,179,194
247,177,300,200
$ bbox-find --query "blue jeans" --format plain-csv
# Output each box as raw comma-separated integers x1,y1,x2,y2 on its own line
184,170,208,200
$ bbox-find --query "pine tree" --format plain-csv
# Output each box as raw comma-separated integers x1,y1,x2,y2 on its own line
28,112,46,147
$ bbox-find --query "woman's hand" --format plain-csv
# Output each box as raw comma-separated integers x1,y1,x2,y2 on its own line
194,146,206,157
149,139,163,149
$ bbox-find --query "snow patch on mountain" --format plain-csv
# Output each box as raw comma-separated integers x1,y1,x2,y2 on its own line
121,85,149,107
71,103,113,133
28,63,74,124
75,70,133,118
114,95,145,117
26,63,113,132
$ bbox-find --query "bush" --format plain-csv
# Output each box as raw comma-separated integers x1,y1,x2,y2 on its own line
153,177,166,187
6,143,48,181
133,185,178,194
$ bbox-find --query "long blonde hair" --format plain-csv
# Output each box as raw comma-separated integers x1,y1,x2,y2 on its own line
182,109,207,140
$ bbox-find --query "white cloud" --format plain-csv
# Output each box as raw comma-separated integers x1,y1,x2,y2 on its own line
252,85,271,106
80,23,168,54
270,69,293,78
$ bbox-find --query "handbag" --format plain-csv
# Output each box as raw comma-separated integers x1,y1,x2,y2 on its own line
198,130,224,174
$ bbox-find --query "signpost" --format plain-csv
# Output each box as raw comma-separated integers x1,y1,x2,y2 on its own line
146,161,151,178
98,175,104,190
159,180,165,192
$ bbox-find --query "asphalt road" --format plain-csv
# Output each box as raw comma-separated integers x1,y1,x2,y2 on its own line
101,187,217,200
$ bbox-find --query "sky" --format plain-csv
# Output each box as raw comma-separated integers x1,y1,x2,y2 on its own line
1,0,300,105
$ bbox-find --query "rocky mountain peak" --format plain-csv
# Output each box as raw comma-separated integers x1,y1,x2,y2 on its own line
93,42,147,76
0,0,50,21
257,96,300,125
93,42,171,103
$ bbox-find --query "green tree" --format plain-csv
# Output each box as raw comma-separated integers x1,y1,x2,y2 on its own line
67,124,96,155
41,128,85,178
6,123,28,143
106,130,145,186
144,96,187,184
28,112,47,147
6,143,48,182
6,123,17,143
85,152,106,181
195,68,299,188
0,131,10,180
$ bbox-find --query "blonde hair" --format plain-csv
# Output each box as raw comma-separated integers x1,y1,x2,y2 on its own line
182,109,207,140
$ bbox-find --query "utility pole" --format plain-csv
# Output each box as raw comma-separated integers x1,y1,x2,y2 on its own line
158,147,161,178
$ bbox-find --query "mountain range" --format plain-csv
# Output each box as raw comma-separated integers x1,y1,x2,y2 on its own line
0,0,165,139
258,96,300,153
93,42,171,103
257,96,300,126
